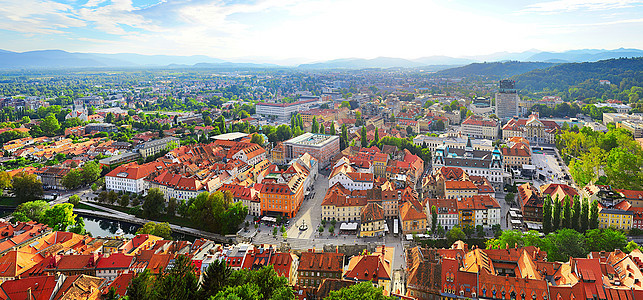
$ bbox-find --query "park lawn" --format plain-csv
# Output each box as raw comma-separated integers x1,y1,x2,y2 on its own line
74,203,107,212
0,197,22,207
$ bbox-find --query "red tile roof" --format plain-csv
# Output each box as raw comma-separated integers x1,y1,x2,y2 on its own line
103,273,135,297
96,253,133,270
106,161,164,180
0,275,59,300
462,115,498,127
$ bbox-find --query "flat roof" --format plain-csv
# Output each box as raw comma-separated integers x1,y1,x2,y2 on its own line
212,132,249,141
284,133,338,147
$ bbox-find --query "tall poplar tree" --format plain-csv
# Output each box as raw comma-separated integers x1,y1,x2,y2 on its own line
311,117,319,133
373,127,380,143
553,196,562,231
562,196,572,229
590,200,599,229
360,127,368,148
571,195,581,231
580,198,589,232
543,195,552,234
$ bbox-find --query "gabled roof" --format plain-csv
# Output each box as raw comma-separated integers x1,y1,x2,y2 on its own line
445,180,477,190
53,274,105,300
345,254,391,282
103,273,135,297
399,200,427,222
361,203,385,223
0,275,58,300
96,253,133,269
298,251,344,272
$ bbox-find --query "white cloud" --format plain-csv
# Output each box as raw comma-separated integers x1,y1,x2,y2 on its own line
523,0,642,13
0,0,84,34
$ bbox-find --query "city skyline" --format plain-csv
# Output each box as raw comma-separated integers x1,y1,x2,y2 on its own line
2,0,643,64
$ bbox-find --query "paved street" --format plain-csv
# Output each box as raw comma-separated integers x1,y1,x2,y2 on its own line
285,171,329,240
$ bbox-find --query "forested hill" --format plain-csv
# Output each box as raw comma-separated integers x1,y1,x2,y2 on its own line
434,61,558,78
513,57,643,93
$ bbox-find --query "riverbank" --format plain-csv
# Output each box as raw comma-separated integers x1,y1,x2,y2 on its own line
75,201,234,243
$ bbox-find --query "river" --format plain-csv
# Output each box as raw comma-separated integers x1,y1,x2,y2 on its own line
1,209,197,241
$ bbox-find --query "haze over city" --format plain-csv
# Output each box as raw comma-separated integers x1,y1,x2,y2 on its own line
2,0,643,64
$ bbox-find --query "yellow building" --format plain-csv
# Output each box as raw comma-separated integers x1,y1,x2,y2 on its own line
399,201,427,234
599,208,634,230
444,180,478,199
373,153,389,177
359,203,386,237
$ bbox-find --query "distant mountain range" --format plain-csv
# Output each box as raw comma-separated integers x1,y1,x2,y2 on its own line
0,48,642,70
434,61,559,78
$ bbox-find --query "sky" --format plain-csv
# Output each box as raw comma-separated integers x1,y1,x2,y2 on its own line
1,0,643,64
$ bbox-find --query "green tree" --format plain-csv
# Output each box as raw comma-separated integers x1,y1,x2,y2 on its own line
137,221,172,239
552,197,562,231
127,269,153,300
213,283,261,300
562,196,571,229
250,133,264,145
68,194,81,206
476,225,484,237
604,147,643,190
360,126,368,148
0,171,11,190
188,191,247,234
11,171,43,203
226,266,294,300
326,282,394,300
200,259,232,300
107,190,118,204
105,112,115,123
580,198,589,233
590,200,599,229
571,196,581,231
545,228,587,262
432,119,445,131
340,124,348,150
446,226,466,244
119,193,130,207
543,195,552,234
505,192,515,206
374,127,379,143
311,116,319,133
431,205,438,234
625,241,640,253
42,203,77,231
61,169,84,190
154,255,198,300
167,197,177,216
13,200,49,222
103,287,119,300
142,188,165,219
40,113,60,136
330,121,336,135
80,161,101,185
584,228,628,253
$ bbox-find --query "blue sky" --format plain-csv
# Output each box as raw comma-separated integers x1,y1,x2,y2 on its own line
1,0,643,63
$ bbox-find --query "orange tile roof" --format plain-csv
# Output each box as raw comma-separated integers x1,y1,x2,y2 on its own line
298,251,344,272
445,180,478,190
399,201,427,222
